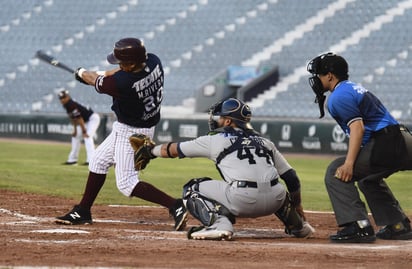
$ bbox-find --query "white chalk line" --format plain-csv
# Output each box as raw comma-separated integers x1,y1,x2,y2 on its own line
2,206,412,250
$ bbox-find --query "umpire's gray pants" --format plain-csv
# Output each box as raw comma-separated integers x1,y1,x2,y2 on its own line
325,132,411,226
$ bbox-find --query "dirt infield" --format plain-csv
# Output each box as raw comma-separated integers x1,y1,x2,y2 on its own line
1,189,411,268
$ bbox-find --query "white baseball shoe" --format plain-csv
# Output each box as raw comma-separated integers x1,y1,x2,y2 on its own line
188,226,233,240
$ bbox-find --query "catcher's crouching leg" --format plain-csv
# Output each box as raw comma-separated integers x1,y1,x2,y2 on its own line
183,177,236,226
275,193,315,238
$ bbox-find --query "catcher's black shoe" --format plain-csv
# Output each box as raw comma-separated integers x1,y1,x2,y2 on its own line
55,205,92,225
330,221,376,243
376,218,412,240
169,199,188,231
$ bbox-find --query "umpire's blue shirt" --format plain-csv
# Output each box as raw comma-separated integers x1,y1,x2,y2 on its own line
327,80,398,146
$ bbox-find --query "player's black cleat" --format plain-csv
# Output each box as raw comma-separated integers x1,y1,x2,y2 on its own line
376,218,412,240
63,161,78,165
55,205,92,225
169,199,188,231
330,221,376,243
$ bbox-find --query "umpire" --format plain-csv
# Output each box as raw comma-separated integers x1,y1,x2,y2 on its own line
307,52,412,243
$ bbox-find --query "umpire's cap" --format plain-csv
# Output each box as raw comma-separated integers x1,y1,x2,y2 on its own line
107,37,148,65
212,98,253,130
307,52,349,80
58,89,70,99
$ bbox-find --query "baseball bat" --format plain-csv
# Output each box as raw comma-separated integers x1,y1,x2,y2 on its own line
35,50,75,73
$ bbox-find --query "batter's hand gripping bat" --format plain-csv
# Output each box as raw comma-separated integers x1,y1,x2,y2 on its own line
35,50,75,73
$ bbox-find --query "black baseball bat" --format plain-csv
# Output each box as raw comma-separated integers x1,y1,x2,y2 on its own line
35,50,75,73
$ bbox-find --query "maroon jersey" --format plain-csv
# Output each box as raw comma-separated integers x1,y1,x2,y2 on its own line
63,98,93,122
94,53,163,128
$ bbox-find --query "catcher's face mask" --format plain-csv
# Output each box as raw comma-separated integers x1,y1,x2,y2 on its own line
208,101,223,131
307,53,334,118
208,98,253,131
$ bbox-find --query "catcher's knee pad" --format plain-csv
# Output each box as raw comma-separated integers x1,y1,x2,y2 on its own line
183,177,213,194
275,193,303,234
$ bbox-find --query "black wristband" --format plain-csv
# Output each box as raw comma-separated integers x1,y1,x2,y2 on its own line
166,142,174,158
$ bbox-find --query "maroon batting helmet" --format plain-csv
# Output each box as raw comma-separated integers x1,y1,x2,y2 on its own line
107,37,148,65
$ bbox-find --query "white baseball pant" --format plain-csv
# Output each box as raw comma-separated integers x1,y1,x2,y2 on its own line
88,121,155,196
67,113,101,163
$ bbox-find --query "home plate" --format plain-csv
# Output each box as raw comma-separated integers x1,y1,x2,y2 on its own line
30,229,90,234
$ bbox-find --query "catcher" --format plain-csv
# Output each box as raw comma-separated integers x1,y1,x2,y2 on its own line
130,98,315,240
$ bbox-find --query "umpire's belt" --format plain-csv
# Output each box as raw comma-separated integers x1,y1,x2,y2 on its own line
236,178,278,188
373,124,401,137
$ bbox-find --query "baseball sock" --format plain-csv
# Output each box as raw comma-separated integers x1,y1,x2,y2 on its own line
131,181,175,208
79,172,107,210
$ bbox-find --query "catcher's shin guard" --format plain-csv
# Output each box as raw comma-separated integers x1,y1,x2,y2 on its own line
185,193,216,226
183,177,236,226
275,193,303,234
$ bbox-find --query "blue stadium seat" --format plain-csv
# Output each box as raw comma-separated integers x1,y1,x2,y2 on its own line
1,0,412,122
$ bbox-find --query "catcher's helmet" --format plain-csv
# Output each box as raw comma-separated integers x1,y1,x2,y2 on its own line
107,37,147,65
210,98,252,130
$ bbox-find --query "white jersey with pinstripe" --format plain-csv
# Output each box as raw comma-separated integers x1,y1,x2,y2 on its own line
88,53,164,197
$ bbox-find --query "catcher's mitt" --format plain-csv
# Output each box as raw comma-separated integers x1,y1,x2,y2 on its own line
129,133,156,171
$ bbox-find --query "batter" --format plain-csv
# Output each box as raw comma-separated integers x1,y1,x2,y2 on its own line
56,37,187,231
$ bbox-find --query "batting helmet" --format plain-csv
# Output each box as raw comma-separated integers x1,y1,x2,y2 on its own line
107,37,148,65
210,98,253,130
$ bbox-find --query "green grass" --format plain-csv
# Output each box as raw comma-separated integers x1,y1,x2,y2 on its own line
0,140,410,213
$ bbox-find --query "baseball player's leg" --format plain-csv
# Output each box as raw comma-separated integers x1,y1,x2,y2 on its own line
325,156,369,225
184,178,234,240
83,136,95,163
325,156,376,243
113,128,174,203
358,178,407,225
87,113,101,137
56,130,115,225
79,129,117,208
83,113,101,163
274,192,314,238
67,126,82,163
358,178,412,240
352,140,402,224
113,124,187,230
88,130,116,174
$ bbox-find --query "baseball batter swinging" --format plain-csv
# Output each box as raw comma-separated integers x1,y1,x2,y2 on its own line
55,37,187,230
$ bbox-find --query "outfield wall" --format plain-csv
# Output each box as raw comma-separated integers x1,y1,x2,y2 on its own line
1,114,410,155
0,114,108,144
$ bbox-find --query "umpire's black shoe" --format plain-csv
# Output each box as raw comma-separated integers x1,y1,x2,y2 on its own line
376,218,412,240
169,199,188,231
55,205,92,225
330,221,376,243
